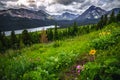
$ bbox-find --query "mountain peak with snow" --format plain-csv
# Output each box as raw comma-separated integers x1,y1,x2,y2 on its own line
76,5,107,20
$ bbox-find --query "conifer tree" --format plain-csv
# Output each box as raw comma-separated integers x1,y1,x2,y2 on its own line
10,31,18,49
47,28,53,41
54,24,58,40
109,10,115,23
2,32,8,49
0,30,2,40
103,14,108,25
116,11,120,22
72,22,78,35
97,15,104,30
67,27,71,36
0,31,3,52
0,40,3,53
21,30,31,46
0,32,10,51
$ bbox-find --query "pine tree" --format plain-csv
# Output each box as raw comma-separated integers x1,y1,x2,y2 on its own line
40,29,48,43
103,14,108,25
0,30,2,40
97,15,104,30
116,10,120,22
0,40,4,53
109,10,115,23
67,27,71,36
58,31,63,40
54,24,58,40
0,32,10,51
31,32,40,44
0,37,3,53
72,22,78,36
21,30,31,46
47,28,53,41
10,31,18,49
2,32,7,49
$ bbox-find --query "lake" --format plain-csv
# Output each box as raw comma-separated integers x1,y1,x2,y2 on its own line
4,25,58,36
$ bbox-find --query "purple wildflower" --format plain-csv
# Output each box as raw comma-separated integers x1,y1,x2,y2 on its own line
76,65,81,69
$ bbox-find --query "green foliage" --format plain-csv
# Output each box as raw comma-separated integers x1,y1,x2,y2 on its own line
0,40,3,53
10,31,18,49
19,39,25,49
21,30,32,46
78,24,120,80
52,40,61,48
54,24,59,40
0,32,10,52
30,32,40,44
109,10,116,24
103,14,108,25
80,42,120,80
47,28,53,41
72,22,78,35
0,22,120,80
97,15,104,30
90,28,120,50
116,11,120,22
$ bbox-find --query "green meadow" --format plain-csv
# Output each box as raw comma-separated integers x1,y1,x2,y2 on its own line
0,22,120,80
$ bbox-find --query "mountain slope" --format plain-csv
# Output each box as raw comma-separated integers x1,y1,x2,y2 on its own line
0,14,56,31
0,8,50,20
76,5,107,20
0,6,120,31
107,8,120,16
53,12,79,20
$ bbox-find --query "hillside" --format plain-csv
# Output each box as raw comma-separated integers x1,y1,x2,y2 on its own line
0,23,120,80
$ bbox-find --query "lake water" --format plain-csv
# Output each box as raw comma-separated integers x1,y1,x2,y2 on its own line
4,25,58,36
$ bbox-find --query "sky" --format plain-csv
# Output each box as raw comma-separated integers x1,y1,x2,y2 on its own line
0,0,120,15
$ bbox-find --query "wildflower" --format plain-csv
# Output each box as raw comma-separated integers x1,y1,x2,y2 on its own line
102,32,106,35
76,65,84,75
89,49,96,55
77,70,80,73
76,65,81,70
76,65,81,75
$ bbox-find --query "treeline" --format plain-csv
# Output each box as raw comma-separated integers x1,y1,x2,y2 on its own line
97,10,120,30
0,10,120,53
0,23,96,53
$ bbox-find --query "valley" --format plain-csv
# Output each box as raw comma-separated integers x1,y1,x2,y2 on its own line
0,1,120,80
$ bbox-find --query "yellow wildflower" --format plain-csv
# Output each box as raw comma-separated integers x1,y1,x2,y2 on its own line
102,32,106,35
89,49,96,55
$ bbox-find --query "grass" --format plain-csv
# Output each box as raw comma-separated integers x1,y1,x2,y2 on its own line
0,23,120,80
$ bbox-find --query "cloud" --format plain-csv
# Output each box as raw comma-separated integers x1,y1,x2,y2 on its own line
0,1,5,10
0,0,120,15
54,0,85,5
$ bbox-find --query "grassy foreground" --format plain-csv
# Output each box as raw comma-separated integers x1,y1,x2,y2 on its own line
0,23,120,80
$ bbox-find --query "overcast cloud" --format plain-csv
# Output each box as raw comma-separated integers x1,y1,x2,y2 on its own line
0,0,120,15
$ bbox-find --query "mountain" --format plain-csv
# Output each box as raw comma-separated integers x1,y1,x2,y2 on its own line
0,8,56,31
0,8,51,20
76,5,107,21
0,13,56,31
0,6,120,31
107,8,120,16
53,12,79,20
